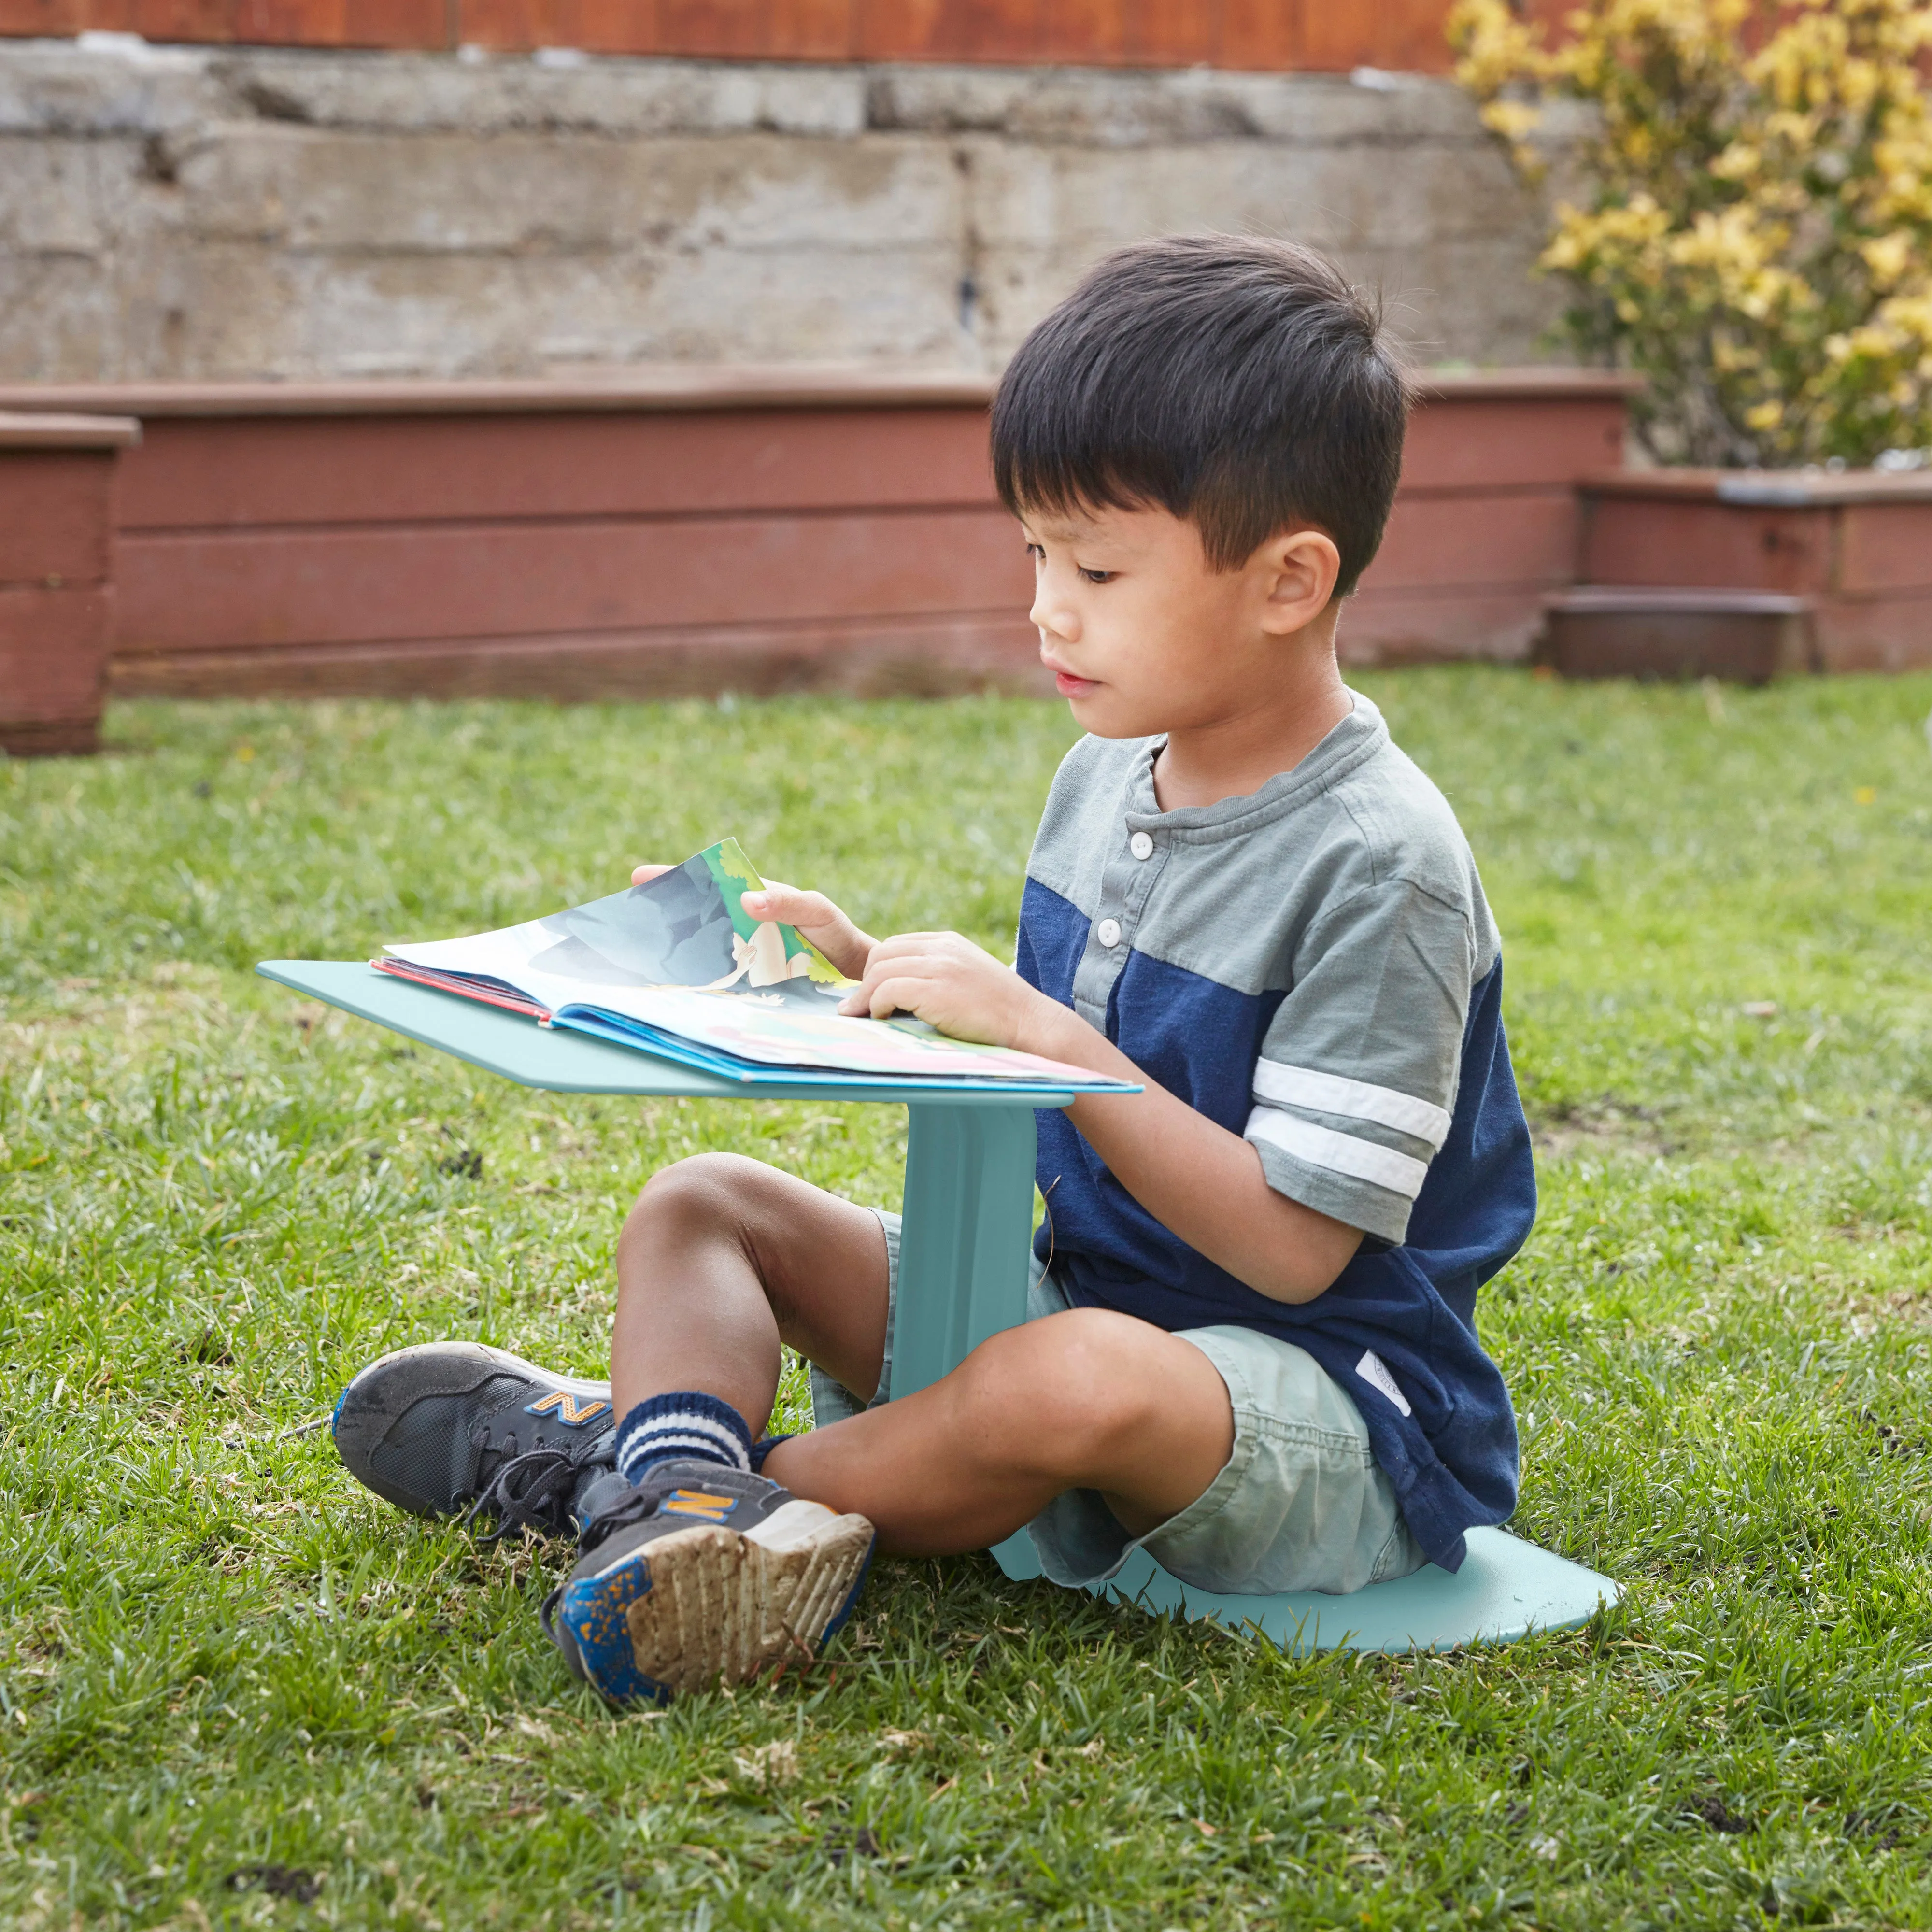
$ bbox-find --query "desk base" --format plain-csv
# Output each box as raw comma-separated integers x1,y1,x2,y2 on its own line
992,1523,1616,1654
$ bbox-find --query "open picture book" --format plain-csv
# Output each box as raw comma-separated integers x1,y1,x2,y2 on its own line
374,839,1132,1093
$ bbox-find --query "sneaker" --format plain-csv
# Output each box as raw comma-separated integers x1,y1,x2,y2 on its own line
331,1341,617,1540
543,1460,875,1701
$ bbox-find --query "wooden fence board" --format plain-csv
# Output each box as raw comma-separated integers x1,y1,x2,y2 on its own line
0,451,117,582
1839,504,1932,597
114,505,1032,652
114,408,1001,532
0,0,1469,68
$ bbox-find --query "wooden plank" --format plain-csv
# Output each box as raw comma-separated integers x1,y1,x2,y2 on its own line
0,452,116,587
128,0,234,38
455,0,554,49
656,0,770,57
1341,586,1543,666
1216,0,1300,69
0,369,1003,418
233,0,347,43
952,0,1037,60
1590,467,1932,506
0,1,90,30
1356,490,1576,593
114,407,1001,531
1373,0,1458,72
109,609,1048,699
856,0,957,59
1402,396,1626,493
1815,594,1932,673
1838,503,1932,596
1037,0,1123,62
114,505,1035,651
249,0,445,47
765,0,855,58
1583,497,1834,597
0,0,1470,63
0,583,113,745
1126,0,1218,66
460,0,654,50
0,411,140,450
0,369,1624,420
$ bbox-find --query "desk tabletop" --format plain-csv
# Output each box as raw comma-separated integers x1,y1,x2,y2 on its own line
259,961,1084,1108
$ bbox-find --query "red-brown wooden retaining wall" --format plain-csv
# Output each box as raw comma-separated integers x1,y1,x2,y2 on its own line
1582,470,1932,674
0,410,140,754
0,367,1636,705
0,0,1563,70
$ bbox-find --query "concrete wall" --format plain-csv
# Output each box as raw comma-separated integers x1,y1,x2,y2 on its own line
0,34,1572,383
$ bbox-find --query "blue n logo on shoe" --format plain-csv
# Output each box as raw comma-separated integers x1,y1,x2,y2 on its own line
663,1488,737,1522
525,1392,611,1429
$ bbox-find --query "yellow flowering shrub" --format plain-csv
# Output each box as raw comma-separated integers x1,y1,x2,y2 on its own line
1449,0,1932,467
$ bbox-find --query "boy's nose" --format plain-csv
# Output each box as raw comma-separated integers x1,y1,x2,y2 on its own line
1030,594,1079,643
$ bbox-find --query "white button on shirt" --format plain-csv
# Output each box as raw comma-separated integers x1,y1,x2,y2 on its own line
1096,917,1122,949
1129,831,1154,860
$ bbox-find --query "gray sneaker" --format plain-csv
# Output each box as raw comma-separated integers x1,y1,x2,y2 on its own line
543,1460,875,1701
331,1341,616,1540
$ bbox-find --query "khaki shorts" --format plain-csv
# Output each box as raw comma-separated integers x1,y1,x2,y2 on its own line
809,1209,1425,1597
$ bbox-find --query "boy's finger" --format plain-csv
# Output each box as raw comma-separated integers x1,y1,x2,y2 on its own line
744,884,836,925
630,864,675,885
863,932,962,966
863,975,933,1021
838,963,932,1015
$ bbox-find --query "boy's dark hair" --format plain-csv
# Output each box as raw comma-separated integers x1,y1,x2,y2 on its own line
991,234,1410,597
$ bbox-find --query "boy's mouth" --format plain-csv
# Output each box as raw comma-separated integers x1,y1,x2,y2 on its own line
1054,671,1100,698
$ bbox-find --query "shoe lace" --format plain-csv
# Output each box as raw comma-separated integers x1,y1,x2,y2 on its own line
572,1468,684,1557
463,1431,611,1545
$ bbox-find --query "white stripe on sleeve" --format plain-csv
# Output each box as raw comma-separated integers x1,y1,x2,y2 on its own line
1251,1061,1451,1151
1245,1104,1430,1201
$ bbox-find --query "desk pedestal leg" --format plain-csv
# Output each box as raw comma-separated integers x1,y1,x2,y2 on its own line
893,1102,1044,1582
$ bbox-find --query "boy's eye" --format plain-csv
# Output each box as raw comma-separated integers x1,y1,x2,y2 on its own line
1025,542,1045,561
1079,568,1116,584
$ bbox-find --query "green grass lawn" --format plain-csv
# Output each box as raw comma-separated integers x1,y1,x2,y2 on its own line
5,670,1932,1931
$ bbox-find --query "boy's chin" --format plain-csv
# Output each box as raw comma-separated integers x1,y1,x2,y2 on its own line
1065,689,1154,739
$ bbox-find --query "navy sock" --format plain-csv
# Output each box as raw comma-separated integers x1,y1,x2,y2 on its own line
613,1391,754,1485
749,1432,796,1474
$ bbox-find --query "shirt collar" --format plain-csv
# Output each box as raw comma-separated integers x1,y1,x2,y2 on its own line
1122,692,1388,841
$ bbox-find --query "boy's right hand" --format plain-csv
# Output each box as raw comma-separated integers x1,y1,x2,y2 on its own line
631,865,879,982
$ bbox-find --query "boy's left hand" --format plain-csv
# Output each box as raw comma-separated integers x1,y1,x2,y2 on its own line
837,931,1058,1054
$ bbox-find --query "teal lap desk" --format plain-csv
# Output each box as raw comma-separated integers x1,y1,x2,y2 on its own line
260,960,1618,1655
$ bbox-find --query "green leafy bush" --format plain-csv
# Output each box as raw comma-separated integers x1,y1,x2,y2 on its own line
1451,0,1932,467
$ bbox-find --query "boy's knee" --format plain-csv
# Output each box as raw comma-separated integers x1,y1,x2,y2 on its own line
959,1309,1167,1468
622,1151,771,1249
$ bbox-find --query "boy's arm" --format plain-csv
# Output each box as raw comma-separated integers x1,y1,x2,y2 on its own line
838,931,1363,1306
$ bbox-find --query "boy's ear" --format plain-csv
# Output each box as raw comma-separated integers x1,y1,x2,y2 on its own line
1256,527,1342,633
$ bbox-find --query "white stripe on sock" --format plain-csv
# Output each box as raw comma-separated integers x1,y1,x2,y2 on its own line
616,1409,751,1479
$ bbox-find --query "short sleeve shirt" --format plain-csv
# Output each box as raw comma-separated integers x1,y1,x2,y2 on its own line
1014,693,1535,1570
1023,695,1498,1244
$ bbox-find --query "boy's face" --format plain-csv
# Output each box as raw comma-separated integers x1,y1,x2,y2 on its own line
1020,503,1338,741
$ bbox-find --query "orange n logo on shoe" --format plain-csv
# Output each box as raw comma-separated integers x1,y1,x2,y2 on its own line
524,1392,612,1429
663,1489,738,1521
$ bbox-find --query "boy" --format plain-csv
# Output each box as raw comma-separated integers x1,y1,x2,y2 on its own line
332,235,1535,1701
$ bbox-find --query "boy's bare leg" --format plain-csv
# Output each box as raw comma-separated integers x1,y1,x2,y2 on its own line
763,1314,1233,1555
611,1151,1235,1557
610,1152,891,1435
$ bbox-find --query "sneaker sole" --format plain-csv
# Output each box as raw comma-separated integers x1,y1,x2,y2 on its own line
333,1342,612,1518
561,1513,875,1700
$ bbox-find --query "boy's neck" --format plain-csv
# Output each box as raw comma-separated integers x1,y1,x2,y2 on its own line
1151,652,1353,813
